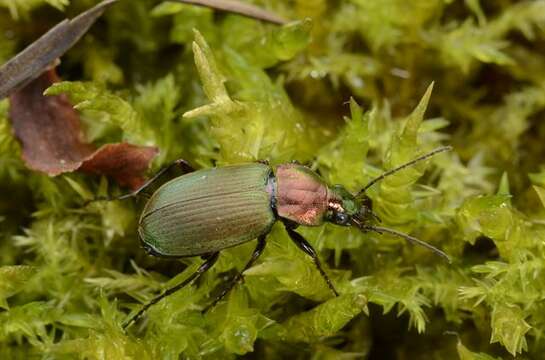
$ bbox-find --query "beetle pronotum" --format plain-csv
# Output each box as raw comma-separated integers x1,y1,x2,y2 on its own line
96,146,452,329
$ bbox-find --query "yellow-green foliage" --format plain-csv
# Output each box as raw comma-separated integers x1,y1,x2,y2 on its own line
1,0,545,358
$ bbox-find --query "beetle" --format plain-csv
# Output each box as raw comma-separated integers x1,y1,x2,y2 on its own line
109,145,452,329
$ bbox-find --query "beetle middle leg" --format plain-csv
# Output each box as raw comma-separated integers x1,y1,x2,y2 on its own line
283,223,339,297
122,251,219,330
87,159,195,204
202,234,267,313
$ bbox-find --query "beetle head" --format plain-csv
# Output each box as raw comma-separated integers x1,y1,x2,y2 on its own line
325,146,454,262
325,184,357,226
325,185,379,226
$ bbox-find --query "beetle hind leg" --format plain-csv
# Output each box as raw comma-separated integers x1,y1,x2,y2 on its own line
202,235,267,313
122,251,219,330
283,222,339,297
85,159,195,205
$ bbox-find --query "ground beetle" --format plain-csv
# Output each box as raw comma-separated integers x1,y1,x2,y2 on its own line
108,146,452,329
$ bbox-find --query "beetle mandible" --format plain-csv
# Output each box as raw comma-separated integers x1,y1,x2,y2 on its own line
109,145,452,329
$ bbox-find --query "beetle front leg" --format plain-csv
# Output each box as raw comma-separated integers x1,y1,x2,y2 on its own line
87,159,195,204
283,223,339,297
202,235,267,313
122,251,219,330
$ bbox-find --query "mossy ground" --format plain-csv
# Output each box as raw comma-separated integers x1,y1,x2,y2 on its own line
1,1,545,359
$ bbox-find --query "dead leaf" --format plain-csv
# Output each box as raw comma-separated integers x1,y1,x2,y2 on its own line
0,0,119,100
170,0,287,24
9,70,95,175
80,143,158,190
9,68,158,190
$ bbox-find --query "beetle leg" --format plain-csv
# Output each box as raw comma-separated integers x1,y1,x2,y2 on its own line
122,251,219,330
114,159,194,200
87,159,194,204
283,224,339,297
202,235,267,313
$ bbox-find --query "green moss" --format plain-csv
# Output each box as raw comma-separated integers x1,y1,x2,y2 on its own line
2,0,545,358
0,0,69,19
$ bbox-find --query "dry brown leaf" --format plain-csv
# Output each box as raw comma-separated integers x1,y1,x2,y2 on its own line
9,69,158,190
0,0,118,100
80,143,158,190
170,0,287,24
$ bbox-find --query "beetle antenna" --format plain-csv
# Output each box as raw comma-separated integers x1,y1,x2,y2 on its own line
358,145,452,195
367,225,451,262
352,219,451,262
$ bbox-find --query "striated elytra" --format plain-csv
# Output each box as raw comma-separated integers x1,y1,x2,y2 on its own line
139,163,276,257
109,146,452,329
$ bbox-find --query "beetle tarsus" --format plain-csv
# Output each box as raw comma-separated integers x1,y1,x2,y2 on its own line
202,235,267,313
283,223,339,297
122,251,219,330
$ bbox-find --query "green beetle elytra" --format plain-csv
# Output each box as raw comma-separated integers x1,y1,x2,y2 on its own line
100,146,452,329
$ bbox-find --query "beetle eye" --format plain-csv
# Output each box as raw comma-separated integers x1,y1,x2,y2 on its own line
335,212,349,225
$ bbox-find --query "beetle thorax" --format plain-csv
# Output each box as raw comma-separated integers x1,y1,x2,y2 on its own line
274,164,329,226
